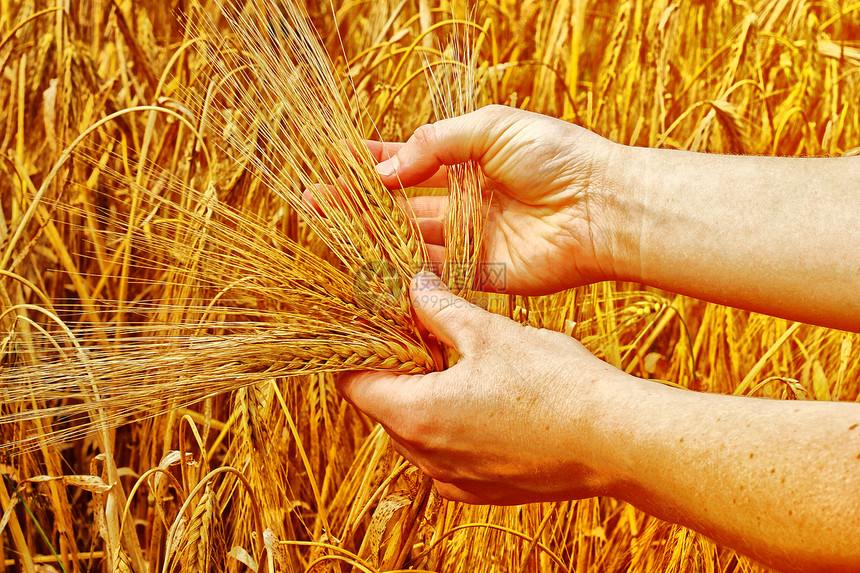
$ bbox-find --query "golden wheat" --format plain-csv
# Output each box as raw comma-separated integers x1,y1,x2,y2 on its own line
0,1,857,572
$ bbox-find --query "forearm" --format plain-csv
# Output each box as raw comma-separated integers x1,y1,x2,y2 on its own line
611,147,860,332
593,376,860,572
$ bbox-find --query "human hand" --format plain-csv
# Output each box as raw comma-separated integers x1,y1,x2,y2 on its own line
368,105,635,295
337,271,629,504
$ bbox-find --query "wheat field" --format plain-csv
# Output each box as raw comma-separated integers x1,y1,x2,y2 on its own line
0,0,858,571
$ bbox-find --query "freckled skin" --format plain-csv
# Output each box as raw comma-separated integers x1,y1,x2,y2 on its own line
344,106,860,572
340,276,860,573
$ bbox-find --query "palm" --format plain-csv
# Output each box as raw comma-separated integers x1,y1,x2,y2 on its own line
371,105,616,295
460,119,611,294
482,191,591,294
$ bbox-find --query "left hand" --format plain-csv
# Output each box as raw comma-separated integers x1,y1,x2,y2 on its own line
337,271,628,505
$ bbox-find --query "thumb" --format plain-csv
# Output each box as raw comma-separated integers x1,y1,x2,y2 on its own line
375,106,510,188
410,271,495,355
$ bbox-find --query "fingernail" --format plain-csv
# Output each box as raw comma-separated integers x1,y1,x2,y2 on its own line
376,156,399,178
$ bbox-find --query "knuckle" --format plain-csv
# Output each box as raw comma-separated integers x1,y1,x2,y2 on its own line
433,300,465,328
476,103,518,125
435,304,484,350
479,103,507,117
411,123,437,148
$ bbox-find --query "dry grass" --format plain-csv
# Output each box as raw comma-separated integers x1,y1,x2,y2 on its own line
0,0,858,572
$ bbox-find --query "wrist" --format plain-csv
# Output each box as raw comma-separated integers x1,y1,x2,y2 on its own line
585,141,647,284
557,351,646,498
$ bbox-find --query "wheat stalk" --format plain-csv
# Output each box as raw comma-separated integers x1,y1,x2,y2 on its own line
1,1,858,572
0,0,477,453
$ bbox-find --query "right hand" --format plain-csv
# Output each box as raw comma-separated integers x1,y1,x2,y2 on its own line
368,105,634,295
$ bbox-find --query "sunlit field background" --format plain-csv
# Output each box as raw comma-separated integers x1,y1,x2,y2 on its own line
0,1,858,571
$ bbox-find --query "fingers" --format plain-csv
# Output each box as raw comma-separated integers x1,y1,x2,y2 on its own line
374,106,513,189
373,105,531,190
340,273,494,414
374,122,465,189
407,195,448,218
302,181,352,216
425,244,445,264
303,184,448,258
336,370,423,427
432,481,488,504
366,140,449,188
385,439,485,504
389,439,499,504
301,186,324,215
417,218,444,245
406,195,448,246
409,271,495,355
364,139,400,163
